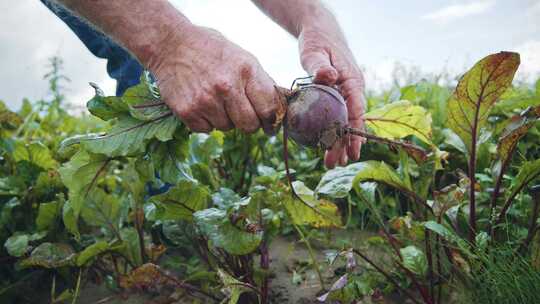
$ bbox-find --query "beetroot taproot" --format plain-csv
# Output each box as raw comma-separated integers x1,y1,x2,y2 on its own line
285,84,348,149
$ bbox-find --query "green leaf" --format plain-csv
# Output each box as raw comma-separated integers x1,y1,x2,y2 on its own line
284,181,342,228
59,150,109,216
0,177,24,196
194,208,262,255
212,188,242,209
13,141,57,169
63,200,80,240
316,163,367,198
432,184,466,217
81,114,178,157
443,129,468,155
352,161,412,194
400,245,428,276
4,234,30,257
364,100,432,144
122,74,169,121
36,201,61,231
57,134,102,159
0,198,20,230
76,241,110,266
148,137,192,184
189,131,224,163
20,242,75,269
447,52,520,153
505,159,540,203
0,102,23,131
87,83,129,121
423,221,470,253
80,189,121,232
119,227,143,266
217,269,252,304
151,180,210,221
495,105,540,170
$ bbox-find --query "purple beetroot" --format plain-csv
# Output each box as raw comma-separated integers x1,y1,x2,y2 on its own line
285,84,348,149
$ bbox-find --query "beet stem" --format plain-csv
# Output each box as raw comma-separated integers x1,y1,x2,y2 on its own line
343,127,427,158
283,125,335,220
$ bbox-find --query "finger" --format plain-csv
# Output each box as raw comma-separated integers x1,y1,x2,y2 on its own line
168,93,213,133
339,142,349,166
300,50,339,86
177,109,213,133
347,118,364,161
340,77,366,161
245,68,278,134
324,141,344,169
216,80,261,133
202,97,234,131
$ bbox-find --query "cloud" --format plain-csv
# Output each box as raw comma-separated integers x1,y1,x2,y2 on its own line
0,2,113,110
422,0,495,23
526,0,540,27
513,40,540,82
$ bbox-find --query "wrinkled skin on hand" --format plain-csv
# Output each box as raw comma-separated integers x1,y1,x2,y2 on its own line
149,25,279,134
299,23,366,168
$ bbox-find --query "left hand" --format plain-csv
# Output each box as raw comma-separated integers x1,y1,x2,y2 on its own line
298,20,366,168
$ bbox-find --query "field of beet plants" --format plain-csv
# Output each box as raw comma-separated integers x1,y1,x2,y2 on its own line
1,52,540,304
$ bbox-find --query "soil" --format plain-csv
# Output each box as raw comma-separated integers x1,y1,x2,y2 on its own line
29,229,459,304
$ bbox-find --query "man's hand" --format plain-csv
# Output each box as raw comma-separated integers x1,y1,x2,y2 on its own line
253,0,366,168
55,0,278,134
149,25,278,134
299,22,366,169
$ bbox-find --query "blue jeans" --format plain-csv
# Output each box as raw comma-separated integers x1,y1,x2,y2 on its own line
41,0,143,96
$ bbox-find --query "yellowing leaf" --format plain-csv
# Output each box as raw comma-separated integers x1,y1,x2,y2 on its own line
119,263,177,291
20,242,75,269
447,52,520,153
364,100,432,144
284,181,342,228
217,268,252,304
496,105,540,167
13,141,57,169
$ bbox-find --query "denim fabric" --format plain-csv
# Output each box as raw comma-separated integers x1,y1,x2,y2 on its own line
41,0,143,96
41,1,170,195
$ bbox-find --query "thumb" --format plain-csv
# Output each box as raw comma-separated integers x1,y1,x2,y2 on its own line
300,50,338,86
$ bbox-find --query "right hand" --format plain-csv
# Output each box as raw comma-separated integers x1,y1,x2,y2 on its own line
147,25,279,134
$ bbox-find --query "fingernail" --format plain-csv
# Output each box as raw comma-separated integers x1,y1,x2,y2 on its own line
340,152,348,166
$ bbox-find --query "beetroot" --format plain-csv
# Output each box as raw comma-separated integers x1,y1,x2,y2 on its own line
285,84,348,149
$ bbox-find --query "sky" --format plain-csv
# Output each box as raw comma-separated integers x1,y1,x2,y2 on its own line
1,0,539,110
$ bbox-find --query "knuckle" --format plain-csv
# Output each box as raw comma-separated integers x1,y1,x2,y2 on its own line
213,79,234,95
258,105,276,122
238,119,260,134
195,92,214,108
175,104,194,120
239,61,255,80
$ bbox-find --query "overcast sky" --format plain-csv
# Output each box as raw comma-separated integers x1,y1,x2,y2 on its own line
1,0,539,110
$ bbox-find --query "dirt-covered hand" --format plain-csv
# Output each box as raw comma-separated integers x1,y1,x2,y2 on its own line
147,25,279,134
299,20,366,168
